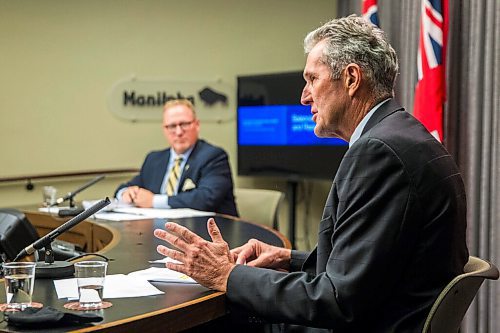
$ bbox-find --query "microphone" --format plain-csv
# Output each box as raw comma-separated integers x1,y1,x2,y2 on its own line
52,175,105,206
15,197,110,262
51,175,105,217
14,198,110,278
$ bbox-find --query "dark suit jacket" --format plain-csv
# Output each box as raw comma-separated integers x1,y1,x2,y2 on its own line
226,99,468,332
115,139,238,217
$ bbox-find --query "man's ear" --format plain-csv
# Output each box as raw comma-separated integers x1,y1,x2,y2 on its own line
344,64,361,97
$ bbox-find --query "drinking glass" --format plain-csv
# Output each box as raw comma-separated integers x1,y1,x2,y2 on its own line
74,261,107,310
2,262,36,311
42,186,57,206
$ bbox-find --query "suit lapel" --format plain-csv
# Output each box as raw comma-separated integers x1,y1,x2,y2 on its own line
153,149,170,193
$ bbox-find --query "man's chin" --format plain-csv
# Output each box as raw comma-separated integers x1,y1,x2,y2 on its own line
172,144,188,154
314,127,326,138
314,125,340,139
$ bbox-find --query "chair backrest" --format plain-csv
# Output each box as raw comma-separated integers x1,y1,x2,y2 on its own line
422,256,500,333
234,188,284,229
0,208,40,261
0,208,84,262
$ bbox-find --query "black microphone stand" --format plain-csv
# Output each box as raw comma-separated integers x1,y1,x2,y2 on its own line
54,175,105,217
17,198,111,279
35,242,75,278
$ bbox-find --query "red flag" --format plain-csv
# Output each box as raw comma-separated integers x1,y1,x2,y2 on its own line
413,0,448,142
362,0,380,27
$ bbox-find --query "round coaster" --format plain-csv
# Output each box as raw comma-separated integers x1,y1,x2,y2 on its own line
0,302,43,312
64,301,112,311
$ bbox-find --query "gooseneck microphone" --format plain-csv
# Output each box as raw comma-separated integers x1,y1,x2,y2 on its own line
14,197,111,262
52,175,105,206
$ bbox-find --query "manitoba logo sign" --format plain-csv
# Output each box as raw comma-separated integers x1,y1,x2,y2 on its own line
107,76,234,122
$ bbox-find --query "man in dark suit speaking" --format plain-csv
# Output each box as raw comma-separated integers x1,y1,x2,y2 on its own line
154,16,468,332
115,99,238,217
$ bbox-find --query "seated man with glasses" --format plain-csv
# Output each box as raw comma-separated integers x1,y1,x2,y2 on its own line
115,99,238,216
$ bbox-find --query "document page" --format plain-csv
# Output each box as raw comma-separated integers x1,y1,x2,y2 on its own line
112,207,216,219
53,274,164,299
128,267,197,284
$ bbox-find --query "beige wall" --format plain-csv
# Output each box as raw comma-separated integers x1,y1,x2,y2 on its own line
0,0,336,250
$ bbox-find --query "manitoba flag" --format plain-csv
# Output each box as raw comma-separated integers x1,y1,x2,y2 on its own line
362,0,380,27
413,0,448,142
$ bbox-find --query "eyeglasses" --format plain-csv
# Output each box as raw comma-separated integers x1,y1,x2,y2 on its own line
164,121,195,132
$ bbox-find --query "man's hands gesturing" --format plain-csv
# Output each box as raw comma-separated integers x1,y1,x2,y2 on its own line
154,218,235,291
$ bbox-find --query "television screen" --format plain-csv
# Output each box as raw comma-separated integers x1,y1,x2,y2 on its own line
237,71,348,180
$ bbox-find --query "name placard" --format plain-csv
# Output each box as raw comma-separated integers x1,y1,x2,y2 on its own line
107,76,234,122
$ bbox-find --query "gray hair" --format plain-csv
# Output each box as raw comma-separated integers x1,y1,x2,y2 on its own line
304,15,399,97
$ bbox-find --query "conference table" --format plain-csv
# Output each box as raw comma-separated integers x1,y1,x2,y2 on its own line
0,208,290,332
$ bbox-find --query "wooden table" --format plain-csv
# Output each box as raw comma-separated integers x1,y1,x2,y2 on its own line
0,210,290,332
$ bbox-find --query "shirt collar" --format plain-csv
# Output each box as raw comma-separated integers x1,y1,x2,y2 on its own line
169,145,194,164
349,98,390,148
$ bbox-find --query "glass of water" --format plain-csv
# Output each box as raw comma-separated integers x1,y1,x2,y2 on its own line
42,186,57,207
2,262,36,311
74,261,107,310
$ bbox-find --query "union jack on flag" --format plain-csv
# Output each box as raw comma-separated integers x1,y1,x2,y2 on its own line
413,0,448,142
362,0,380,27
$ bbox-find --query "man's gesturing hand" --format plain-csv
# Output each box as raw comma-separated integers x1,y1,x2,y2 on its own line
153,218,235,292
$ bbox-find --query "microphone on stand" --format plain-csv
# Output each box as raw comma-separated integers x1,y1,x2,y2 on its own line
15,197,111,278
51,175,105,217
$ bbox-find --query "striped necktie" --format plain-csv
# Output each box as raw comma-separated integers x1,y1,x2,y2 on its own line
166,156,183,196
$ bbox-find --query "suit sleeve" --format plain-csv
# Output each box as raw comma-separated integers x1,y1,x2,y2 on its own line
289,250,309,272
167,148,234,212
226,137,420,330
114,153,152,197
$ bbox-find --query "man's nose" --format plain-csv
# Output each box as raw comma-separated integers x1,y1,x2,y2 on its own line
174,126,184,135
300,85,311,105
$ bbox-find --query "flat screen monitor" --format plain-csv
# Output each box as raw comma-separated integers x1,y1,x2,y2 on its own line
237,71,348,180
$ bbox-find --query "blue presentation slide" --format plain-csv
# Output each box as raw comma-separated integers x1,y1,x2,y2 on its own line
238,105,347,146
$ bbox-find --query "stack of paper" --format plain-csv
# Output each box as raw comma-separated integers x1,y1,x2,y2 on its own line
53,274,164,299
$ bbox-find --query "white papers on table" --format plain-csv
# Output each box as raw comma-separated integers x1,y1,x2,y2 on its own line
82,199,216,221
40,199,216,221
53,274,164,300
128,267,197,284
130,257,197,284
38,206,70,214
91,212,152,221
81,199,147,221
149,257,179,264
111,207,216,219
82,199,133,212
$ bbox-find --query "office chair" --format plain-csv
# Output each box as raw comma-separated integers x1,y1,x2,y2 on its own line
234,188,284,229
422,256,499,333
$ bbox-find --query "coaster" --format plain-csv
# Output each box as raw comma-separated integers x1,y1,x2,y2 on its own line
64,301,113,311
0,302,43,312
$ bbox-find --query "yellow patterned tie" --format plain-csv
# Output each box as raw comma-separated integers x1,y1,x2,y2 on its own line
166,156,183,196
